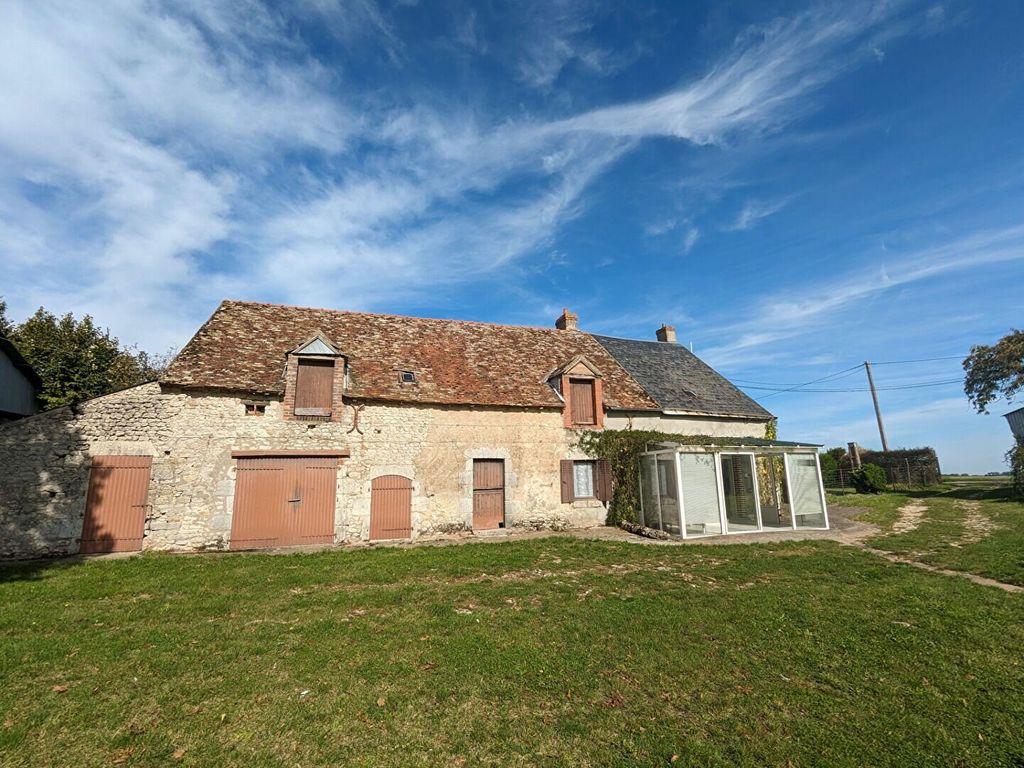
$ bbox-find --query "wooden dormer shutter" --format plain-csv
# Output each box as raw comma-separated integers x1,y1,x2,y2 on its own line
294,358,335,416
569,378,596,425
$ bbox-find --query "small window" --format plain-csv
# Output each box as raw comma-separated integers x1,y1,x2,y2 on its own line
573,461,596,498
244,401,267,417
399,370,417,384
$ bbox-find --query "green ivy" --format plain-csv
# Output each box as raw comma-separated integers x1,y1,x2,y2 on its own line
577,429,758,526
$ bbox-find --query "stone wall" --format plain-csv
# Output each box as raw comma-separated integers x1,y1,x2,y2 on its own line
0,383,610,558
605,411,769,438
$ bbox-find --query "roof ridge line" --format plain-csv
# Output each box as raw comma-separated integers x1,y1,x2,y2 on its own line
222,299,590,335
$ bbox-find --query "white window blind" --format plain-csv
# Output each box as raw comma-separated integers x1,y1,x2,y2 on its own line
678,453,723,536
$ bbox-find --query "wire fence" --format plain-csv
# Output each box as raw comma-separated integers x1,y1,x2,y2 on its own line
823,461,941,490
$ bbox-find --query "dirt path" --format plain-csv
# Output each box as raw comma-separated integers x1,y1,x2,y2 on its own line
891,501,928,534
860,546,1023,593
952,499,1002,547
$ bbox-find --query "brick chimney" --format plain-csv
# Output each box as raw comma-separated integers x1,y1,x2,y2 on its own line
555,308,578,331
655,324,677,343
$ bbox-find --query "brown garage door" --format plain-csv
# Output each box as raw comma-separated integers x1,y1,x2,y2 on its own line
369,475,413,540
230,455,339,550
80,456,153,554
473,459,505,530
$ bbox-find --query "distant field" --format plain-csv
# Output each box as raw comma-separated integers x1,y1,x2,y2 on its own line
943,474,1012,487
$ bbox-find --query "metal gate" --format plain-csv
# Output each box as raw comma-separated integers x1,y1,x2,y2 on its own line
80,456,153,554
472,459,505,530
369,475,413,540
230,455,339,549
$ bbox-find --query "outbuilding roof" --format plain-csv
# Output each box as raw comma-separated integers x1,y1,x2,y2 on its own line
162,301,659,410
592,334,772,420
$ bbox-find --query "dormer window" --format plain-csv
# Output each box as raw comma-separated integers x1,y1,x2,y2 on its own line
287,332,344,421
399,370,417,384
294,358,335,416
550,355,605,429
569,378,597,425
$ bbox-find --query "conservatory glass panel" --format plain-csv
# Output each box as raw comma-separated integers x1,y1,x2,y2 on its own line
787,455,827,528
721,454,759,532
678,452,722,536
656,453,681,536
756,454,789,528
639,453,659,529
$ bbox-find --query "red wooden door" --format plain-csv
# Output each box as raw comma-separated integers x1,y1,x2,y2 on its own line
80,456,152,554
369,475,413,540
230,457,337,549
473,459,505,530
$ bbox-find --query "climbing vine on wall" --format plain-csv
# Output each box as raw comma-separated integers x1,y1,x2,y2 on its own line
577,430,753,526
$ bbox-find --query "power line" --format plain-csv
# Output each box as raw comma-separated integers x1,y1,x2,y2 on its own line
871,355,966,365
753,364,865,401
744,378,962,394
735,355,965,388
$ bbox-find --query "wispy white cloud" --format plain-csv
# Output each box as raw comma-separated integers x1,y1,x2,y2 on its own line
725,197,791,231
682,226,701,254
701,224,1024,367
0,0,916,350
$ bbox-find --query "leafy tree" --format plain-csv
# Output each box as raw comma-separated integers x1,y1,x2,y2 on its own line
819,452,839,484
963,330,1024,413
9,307,170,409
0,298,12,337
1007,438,1024,501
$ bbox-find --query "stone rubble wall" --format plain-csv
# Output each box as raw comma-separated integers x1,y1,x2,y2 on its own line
0,383,617,558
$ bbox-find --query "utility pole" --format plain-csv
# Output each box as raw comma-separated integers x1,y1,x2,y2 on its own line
864,361,890,451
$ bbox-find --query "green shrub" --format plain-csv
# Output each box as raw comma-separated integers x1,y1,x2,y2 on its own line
850,463,887,494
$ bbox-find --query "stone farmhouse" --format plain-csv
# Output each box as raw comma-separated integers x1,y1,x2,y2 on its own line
0,300,782,558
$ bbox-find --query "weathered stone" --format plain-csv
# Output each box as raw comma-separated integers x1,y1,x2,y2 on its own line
0,383,617,557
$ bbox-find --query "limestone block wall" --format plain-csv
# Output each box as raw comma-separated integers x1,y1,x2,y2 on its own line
0,383,602,558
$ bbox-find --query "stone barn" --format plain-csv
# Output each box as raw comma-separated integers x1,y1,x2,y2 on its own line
0,300,776,558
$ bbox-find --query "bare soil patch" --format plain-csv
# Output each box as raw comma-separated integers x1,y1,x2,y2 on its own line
892,501,928,534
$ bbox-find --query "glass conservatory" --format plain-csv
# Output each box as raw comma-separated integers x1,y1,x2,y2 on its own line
638,440,829,538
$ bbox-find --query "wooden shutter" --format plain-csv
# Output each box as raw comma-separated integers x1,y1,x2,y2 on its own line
595,459,613,503
560,460,575,503
569,378,596,425
295,358,335,415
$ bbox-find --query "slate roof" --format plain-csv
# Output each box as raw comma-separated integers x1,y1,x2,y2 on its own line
162,301,659,410
0,333,42,388
592,334,772,420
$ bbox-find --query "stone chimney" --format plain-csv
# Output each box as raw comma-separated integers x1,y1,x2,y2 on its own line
655,324,677,343
555,308,578,331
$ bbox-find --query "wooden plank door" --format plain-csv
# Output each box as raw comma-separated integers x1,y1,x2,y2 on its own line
80,456,152,554
473,459,505,530
369,475,413,540
231,456,338,549
282,457,338,546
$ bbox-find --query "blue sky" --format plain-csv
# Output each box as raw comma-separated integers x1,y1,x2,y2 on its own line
1,1,1022,472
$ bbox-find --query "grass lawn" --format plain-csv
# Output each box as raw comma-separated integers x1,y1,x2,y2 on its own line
830,481,1024,587
2,538,1023,767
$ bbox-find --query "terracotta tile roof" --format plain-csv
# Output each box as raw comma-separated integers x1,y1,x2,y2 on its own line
162,301,659,410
